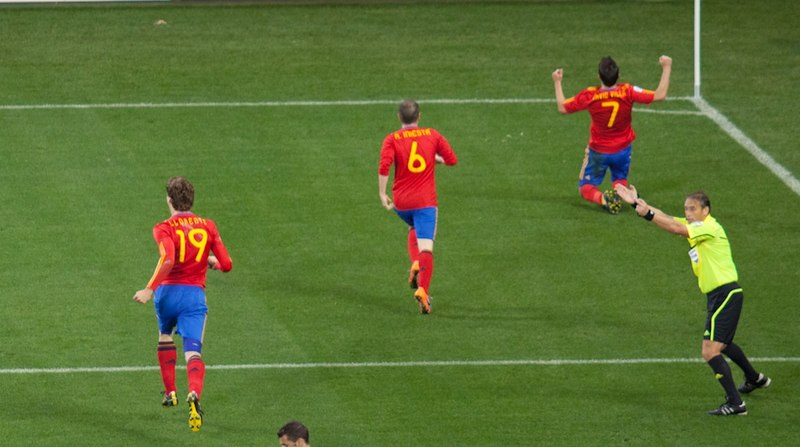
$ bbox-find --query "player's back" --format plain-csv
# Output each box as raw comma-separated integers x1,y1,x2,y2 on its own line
567,83,654,153
587,84,636,132
155,212,221,287
380,126,456,210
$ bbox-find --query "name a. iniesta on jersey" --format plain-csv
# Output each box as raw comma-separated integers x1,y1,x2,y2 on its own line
393,128,433,140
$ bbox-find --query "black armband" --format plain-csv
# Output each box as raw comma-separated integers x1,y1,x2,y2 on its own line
643,210,655,221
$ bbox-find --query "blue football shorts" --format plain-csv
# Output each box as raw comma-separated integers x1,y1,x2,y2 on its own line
154,284,208,346
394,207,438,240
578,145,632,187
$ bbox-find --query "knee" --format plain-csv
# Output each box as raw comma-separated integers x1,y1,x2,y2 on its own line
579,184,596,201
185,351,202,363
702,342,725,361
612,179,628,188
183,337,203,362
417,239,434,253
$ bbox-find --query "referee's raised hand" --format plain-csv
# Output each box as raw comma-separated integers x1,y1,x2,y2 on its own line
614,183,638,204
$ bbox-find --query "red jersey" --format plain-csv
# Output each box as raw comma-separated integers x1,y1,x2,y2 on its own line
379,125,458,210
563,83,655,154
146,212,232,290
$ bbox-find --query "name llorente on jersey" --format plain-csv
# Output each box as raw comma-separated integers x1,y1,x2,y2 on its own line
168,216,208,227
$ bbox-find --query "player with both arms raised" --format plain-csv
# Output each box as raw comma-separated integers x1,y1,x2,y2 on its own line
552,55,672,214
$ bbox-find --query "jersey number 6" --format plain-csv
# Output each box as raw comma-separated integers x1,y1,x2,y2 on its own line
407,141,426,173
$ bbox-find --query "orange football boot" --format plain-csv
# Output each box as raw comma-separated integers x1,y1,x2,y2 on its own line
414,287,431,314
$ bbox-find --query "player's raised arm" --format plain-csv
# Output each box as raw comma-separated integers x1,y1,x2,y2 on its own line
552,68,568,114
653,55,672,101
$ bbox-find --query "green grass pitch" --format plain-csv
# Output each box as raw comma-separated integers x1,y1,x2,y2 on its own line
0,1,798,445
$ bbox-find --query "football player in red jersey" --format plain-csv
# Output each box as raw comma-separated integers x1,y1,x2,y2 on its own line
133,176,232,431
552,55,672,214
379,99,458,314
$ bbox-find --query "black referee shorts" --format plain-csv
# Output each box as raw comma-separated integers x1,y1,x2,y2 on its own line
704,282,743,344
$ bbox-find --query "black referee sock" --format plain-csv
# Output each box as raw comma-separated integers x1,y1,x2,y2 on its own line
723,343,759,383
707,355,742,405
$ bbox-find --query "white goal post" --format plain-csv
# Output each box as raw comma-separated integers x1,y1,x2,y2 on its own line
694,0,702,98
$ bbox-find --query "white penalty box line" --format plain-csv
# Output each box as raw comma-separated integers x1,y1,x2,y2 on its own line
1,356,798,375
0,96,702,115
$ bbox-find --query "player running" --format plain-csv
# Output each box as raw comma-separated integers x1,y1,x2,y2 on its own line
133,176,233,432
378,99,458,314
552,55,672,214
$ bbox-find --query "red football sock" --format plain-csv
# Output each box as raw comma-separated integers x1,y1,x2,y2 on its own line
612,179,629,189
157,341,177,394
418,251,434,292
407,228,419,263
580,184,604,205
187,356,206,398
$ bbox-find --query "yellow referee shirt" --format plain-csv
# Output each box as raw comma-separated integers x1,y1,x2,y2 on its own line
675,215,738,294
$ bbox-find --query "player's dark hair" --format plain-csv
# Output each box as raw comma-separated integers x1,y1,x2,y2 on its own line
277,420,309,443
166,176,194,211
398,99,420,124
598,56,619,87
686,191,711,211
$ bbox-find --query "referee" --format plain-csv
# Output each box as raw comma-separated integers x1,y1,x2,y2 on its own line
615,185,771,416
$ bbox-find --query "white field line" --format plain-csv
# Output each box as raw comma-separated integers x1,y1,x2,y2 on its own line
0,96,698,111
693,97,800,196
1,357,798,375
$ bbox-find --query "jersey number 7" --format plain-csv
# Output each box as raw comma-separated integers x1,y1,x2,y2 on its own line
601,101,620,127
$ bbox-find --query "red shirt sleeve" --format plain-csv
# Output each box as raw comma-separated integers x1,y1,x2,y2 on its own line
563,87,596,113
436,132,458,166
630,85,655,104
207,220,233,272
378,133,395,176
146,224,176,290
